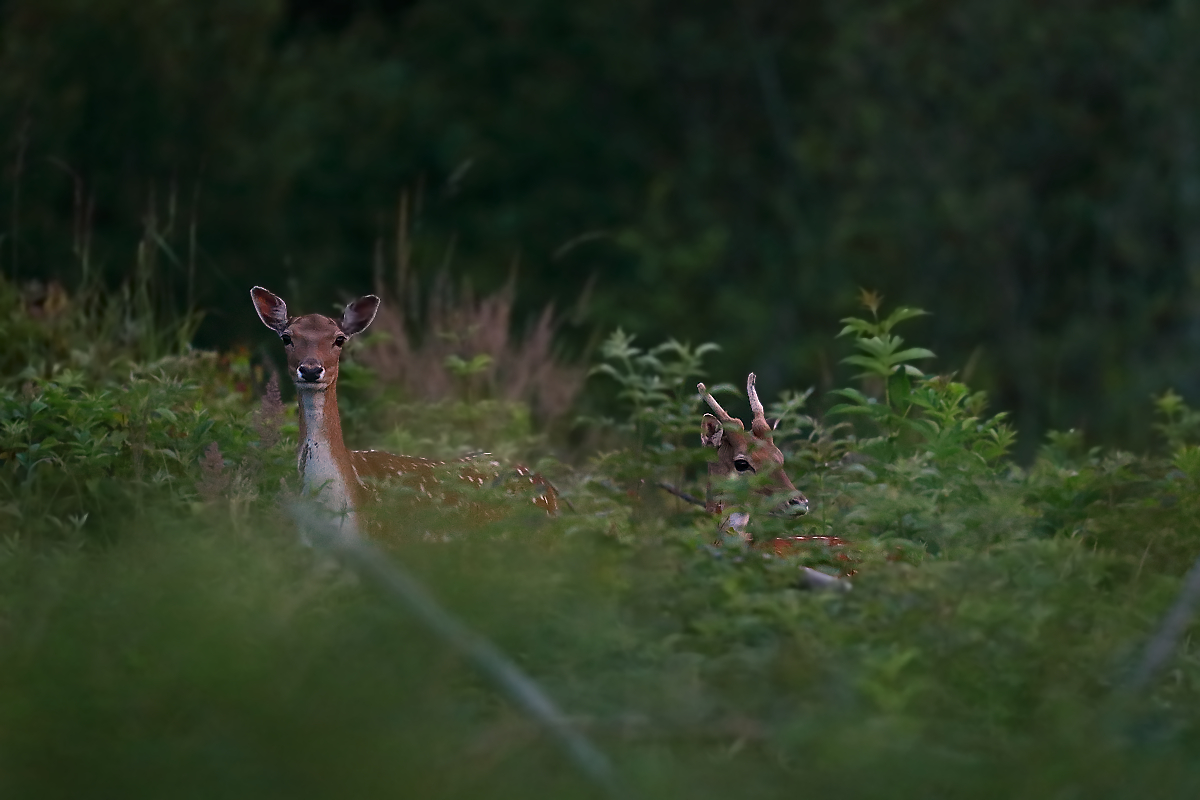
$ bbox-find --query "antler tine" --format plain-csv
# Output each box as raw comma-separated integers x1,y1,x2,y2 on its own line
747,372,766,422
697,382,735,422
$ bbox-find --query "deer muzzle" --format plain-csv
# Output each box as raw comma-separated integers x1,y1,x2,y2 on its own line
297,360,326,384
783,493,809,516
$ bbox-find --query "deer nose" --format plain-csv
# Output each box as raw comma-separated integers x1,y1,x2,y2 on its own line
297,360,325,383
787,495,809,515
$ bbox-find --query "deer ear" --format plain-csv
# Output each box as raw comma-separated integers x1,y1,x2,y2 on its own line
340,295,380,336
701,414,724,448
251,286,288,333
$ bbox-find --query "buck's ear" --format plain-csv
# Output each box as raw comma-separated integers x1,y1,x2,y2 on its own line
701,413,724,448
340,294,380,336
768,417,781,431
251,286,288,333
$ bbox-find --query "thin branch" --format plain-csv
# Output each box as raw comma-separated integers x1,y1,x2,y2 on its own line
1124,551,1200,694
286,502,627,799
656,481,705,508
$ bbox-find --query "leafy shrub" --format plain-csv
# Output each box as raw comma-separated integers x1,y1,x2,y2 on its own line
6,287,1200,798
0,272,220,543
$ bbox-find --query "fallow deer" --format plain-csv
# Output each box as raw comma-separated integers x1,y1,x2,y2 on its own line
698,373,808,531
251,286,556,538
698,374,850,589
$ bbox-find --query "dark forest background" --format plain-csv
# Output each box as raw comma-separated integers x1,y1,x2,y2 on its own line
3,0,1199,458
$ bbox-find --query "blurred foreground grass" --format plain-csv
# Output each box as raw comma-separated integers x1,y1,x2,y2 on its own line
3,280,1200,798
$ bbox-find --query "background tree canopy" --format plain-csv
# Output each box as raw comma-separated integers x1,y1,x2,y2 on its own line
2,0,1199,457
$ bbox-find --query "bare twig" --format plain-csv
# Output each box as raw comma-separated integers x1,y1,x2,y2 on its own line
287,502,627,799
1124,552,1200,694
799,567,851,592
656,481,705,508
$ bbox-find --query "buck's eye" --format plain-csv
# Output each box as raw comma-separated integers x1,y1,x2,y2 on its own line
734,458,754,473
334,335,347,348
280,333,293,347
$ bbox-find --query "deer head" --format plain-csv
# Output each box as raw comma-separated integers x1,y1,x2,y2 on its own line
698,373,808,523
251,286,380,391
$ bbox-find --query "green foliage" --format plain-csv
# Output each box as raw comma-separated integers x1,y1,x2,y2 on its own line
830,291,934,412
7,289,1200,797
837,290,935,381
375,398,540,463
828,298,1015,474
0,275,203,388
583,328,724,494
1153,389,1200,451
588,328,720,444
0,279,291,541
0,355,293,543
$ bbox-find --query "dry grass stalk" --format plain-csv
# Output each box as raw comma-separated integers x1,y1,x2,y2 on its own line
196,441,229,502
255,372,284,450
356,274,583,420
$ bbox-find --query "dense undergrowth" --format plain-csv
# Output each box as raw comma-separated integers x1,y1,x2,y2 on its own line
3,280,1200,798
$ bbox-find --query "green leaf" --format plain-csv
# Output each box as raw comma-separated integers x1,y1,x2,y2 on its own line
880,306,930,331
829,388,872,405
842,354,890,374
890,347,936,362
826,403,877,417
854,337,899,359
466,354,494,372
588,363,623,381
837,318,877,338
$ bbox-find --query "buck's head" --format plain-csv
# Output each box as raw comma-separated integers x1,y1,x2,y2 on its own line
698,374,808,519
251,286,380,391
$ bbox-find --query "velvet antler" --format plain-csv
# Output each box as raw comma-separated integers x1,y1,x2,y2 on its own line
746,372,773,439
697,382,743,428
747,373,765,422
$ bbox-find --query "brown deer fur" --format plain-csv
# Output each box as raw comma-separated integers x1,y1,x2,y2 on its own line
698,374,808,529
698,376,852,590
251,286,556,537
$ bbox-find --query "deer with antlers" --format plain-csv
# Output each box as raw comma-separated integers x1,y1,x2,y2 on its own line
697,374,849,590
697,373,809,530
251,286,556,539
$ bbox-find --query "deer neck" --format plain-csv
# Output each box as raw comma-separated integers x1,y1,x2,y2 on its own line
296,382,361,537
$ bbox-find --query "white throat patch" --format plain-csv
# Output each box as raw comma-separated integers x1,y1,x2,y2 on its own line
297,389,360,539
722,511,752,543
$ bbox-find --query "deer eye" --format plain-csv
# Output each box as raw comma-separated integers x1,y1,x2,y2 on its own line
734,458,754,473
280,333,293,346
334,335,347,348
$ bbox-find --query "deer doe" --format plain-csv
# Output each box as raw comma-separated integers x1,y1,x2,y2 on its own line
251,286,557,538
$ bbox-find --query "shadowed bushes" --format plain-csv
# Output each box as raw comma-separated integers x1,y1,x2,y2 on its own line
8,0,1200,451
